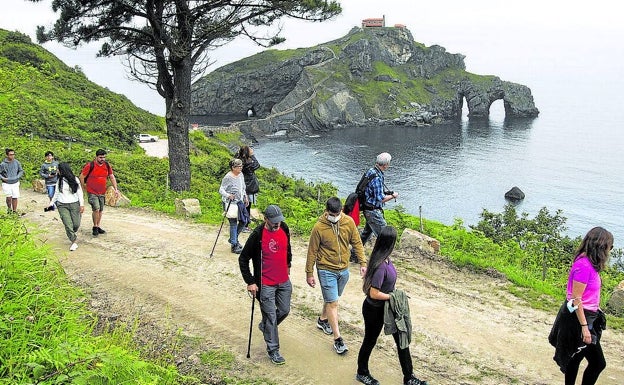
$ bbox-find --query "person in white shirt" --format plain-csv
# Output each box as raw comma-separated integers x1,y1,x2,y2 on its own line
47,162,85,251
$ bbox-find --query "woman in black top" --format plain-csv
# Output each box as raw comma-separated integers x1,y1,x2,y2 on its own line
237,145,260,230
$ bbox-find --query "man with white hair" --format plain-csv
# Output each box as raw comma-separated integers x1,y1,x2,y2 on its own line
359,152,398,246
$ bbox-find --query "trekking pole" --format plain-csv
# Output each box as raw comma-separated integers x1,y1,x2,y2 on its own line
210,199,232,257
246,291,255,358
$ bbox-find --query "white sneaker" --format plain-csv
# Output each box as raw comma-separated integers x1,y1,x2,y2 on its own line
70,243,78,251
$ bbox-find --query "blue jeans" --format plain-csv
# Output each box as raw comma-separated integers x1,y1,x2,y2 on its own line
46,185,56,200
228,218,245,246
259,280,292,353
361,209,386,245
224,201,244,246
317,268,349,303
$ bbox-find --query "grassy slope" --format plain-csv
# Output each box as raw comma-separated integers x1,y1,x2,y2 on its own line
0,29,164,151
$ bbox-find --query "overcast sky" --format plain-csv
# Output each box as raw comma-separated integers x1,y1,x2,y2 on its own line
2,0,622,115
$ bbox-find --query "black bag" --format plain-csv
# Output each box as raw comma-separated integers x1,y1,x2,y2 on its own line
355,170,378,211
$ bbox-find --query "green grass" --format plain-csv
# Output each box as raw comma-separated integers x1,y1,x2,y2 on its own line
0,216,187,384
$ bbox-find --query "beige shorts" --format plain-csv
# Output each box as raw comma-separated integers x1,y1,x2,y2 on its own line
2,181,20,198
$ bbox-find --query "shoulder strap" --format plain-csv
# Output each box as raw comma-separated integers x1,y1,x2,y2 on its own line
84,161,95,182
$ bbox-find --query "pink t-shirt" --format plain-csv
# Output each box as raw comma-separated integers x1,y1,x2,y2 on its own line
566,254,601,311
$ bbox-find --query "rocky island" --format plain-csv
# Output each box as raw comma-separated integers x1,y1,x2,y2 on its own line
191,25,539,136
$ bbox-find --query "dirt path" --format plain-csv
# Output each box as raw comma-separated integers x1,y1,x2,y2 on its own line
20,189,624,385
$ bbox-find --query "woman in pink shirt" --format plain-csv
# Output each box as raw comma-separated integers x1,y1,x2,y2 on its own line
558,227,613,385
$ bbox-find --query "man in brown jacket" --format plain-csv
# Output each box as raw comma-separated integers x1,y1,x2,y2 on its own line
306,197,367,355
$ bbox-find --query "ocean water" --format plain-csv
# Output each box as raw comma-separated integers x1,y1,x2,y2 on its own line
253,77,624,248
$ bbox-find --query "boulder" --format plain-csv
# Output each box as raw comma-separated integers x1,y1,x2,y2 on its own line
398,228,440,254
175,198,202,217
606,280,624,317
105,186,131,207
505,186,525,201
32,179,46,194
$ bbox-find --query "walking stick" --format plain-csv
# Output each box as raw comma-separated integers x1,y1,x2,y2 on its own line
210,199,232,257
246,292,255,358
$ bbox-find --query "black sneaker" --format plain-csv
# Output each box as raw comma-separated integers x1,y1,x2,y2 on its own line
356,373,380,385
92,227,99,236
231,244,243,254
316,317,332,335
267,350,285,365
97,227,106,234
405,375,427,385
333,337,348,354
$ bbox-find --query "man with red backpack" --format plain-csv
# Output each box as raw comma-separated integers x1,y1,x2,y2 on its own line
79,149,120,236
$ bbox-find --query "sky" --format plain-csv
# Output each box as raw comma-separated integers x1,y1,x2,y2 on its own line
2,0,623,115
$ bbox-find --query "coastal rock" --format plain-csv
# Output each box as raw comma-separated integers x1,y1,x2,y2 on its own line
504,186,525,202
191,26,539,135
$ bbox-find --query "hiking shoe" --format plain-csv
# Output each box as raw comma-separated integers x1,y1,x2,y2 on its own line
356,373,380,385
231,244,243,254
242,226,251,233
316,317,333,335
405,375,427,385
92,227,99,236
97,227,106,234
267,350,285,365
69,243,78,251
333,337,348,354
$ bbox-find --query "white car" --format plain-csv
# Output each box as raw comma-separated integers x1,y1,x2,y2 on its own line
138,133,159,142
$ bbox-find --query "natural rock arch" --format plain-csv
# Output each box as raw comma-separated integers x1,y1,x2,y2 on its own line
455,78,539,119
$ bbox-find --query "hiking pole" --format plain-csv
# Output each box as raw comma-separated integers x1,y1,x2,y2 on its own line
246,291,255,358
210,199,232,257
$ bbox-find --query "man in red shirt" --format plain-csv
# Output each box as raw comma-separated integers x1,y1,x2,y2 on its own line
79,149,119,236
238,205,292,365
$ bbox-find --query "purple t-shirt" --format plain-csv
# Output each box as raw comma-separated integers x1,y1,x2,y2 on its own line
367,258,398,307
566,254,601,311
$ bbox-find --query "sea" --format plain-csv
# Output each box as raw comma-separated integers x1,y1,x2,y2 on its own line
247,75,624,249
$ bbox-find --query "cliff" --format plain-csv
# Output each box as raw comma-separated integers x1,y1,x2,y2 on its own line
191,26,539,135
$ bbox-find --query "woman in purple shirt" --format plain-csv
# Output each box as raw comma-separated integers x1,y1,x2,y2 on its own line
355,226,427,385
563,227,613,385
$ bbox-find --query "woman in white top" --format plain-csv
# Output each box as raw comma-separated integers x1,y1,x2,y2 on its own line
48,162,84,251
219,158,248,253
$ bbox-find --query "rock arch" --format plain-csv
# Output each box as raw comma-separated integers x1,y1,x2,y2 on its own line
455,78,539,119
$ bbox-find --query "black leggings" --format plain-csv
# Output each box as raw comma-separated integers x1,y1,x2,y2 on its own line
357,299,413,381
564,342,606,385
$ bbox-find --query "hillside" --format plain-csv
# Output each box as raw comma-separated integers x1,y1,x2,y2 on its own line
0,29,164,151
190,26,538,135
20,188,624,385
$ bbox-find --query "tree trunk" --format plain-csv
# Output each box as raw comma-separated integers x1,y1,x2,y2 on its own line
166,57,193,192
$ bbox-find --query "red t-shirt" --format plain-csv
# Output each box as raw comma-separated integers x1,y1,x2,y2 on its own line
261,227,289,286
81,161,113,195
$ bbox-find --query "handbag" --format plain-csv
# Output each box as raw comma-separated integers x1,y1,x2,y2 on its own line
225,201,238,219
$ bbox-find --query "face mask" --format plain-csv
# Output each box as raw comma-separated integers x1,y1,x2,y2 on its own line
327,213,341,223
